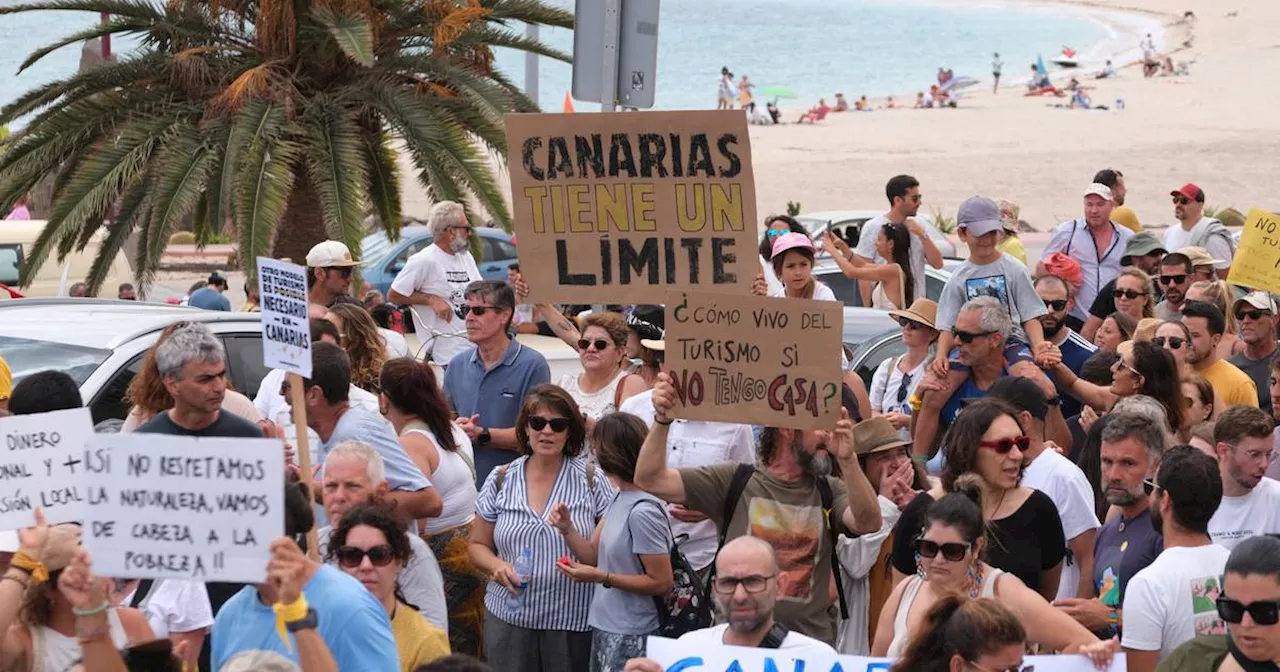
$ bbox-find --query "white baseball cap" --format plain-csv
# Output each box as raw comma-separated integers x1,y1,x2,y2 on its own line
1083,183,1114,201
305,240,360,268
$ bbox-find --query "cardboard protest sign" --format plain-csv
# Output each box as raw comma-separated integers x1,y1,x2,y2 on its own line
645,636,1128,672
0,408,93,530
1227,208,1280,294
505,110,758,303
257,257,312,377
82,434,284,583
663,290,843,430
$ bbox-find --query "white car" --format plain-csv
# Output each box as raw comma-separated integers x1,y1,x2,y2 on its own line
794,209,960,259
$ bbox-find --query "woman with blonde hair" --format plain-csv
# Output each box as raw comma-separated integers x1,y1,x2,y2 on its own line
1186,279,1243,358
326,303,388,394
1111,268,1154,321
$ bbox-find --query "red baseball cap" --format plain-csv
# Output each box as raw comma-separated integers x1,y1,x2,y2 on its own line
1170,183,1204,201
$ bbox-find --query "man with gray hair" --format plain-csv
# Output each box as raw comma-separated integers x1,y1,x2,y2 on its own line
317,440,448,634
388,201,482,365
136,322,263,438
911,295,1016,462
1055,406,1165,641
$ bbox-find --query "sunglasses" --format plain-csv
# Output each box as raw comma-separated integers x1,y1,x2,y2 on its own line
528,415,570,432
1043,299,1068,312
1172,196,1191,205
460,305,500,317
1217,597,1280,625
1237,309,1272,322
1159,274,1187,286
1113,288,1147,300
980,436,1030,454
897,317,927,331
915,538,971,562
1153,335,1185,349
896,373,913,405
336,545,396,568
326,267,354,278
577,338,611,351
766,228,786,239
952,328,994,344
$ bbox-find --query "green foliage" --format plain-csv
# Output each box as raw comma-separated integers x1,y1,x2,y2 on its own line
930,207,957,234
0,0,573,293
169,231,195,245
786,201,801,217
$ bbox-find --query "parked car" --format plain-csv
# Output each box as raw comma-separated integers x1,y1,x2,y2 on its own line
846,326,912,391
793,209,959,259
361,224,518,299
0,220,133,299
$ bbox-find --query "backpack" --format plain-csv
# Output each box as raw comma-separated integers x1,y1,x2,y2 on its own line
703,464,850,621
627,499,707,638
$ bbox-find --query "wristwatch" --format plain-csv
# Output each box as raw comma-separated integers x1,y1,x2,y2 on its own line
478,428,491,445
602,573,613,589
286,608,320,633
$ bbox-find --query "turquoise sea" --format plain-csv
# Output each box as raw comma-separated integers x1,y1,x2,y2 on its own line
0,0,1121,120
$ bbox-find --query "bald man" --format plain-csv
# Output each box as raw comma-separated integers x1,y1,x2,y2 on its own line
624,537,836,670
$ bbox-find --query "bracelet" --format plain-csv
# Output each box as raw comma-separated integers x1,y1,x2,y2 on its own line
655,417,673,426
72,600,111,617
272,594,310,653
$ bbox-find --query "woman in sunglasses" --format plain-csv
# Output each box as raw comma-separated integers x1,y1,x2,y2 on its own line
470,385,615,672
871,299,940,442
329,504,450,671
1112,268,1155,322
1049,340,1186,435
875,468,1107,659
554,312,649,427
890,399,1069,600
1092,311,1137,354
756,215,810,296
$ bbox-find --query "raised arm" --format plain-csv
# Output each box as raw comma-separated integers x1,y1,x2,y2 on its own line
1047,362,1116,411
831,409,883,535
1001,572,1101,654
905,219,944,269
632,373,688,504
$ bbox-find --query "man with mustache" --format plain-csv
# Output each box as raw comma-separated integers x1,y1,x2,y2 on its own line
389,200,483,365
1153,252,1193,320
634,373,882,645
1162,183,1234,279
1206,406,1280,549
1037,274,1097,419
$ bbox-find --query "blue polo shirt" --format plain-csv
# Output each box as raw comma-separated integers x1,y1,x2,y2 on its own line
188,286,231,311
1055,329,1098,419
443,338,550,486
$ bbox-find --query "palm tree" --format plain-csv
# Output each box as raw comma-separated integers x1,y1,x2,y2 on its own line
0,0,572,294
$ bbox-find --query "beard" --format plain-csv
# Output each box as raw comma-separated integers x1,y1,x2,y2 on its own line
794,433,833,478
1104,482,1144,507
1042,317,1064,339
450,238,469,254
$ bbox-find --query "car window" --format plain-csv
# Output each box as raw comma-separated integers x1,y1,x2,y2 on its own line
89,353,144,424
0,245,20,286
480,238,499,262
490,238,518,261
816,270,863,307
0,336,110,386
222,335,270,399
389,237,432,273
852,335,908,390
925,272,944,301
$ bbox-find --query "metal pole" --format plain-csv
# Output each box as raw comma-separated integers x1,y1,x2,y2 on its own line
524,22,540,107
101,12,111,60
600,0,621,112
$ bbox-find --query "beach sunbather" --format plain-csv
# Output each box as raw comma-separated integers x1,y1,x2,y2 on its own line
1095,60,1115,79
834,92,849,112
796,98,831,123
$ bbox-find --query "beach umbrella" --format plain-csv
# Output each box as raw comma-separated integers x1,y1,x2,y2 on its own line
1036,54,1047,76
760,86,798,99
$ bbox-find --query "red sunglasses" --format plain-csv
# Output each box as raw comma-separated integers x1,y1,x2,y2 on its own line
979,436,1030,454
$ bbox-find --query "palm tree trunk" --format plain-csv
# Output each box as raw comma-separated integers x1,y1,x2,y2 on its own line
271,165,328,265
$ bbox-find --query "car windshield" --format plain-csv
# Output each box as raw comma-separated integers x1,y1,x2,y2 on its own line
360,232,398,270
0,336,111,386
793,217,830,237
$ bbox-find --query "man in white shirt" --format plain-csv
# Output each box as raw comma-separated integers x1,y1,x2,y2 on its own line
853,174,944,306
988,377,1099,599
1122,446,1230,672
1163,183,1234,278
1207,405,1280,548
619,384,755,573
1037,182,1135,323
623,536,836,672
388,201,483,365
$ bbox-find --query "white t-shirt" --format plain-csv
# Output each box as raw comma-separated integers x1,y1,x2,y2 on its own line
869,356,929,441
1121,544,1231,660
676,623,836,656
1208,477,1280,549
1163,219,1234,269
124,580,214,639
390,244,482,364
1021,448,1101,600
854,214,927,298
379,328,410,359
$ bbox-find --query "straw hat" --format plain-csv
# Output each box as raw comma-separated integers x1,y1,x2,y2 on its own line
853,417,911,456
887,298,938,330
1176,246,1223,269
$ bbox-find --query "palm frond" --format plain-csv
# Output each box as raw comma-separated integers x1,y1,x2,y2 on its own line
480,0,574,29
236,136,301,266
146,125,218,266
0,0,164,21
302,100,368,246
0,52,169,126
312,6,375,67
84,178,151,295
455,25,571,62
17,16,157,74
361,129,402,240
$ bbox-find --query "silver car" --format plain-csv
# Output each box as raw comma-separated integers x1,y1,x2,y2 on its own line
794,209,959,259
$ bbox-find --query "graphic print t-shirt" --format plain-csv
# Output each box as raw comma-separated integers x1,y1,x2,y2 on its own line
679,464,851,645
1121,544,1231,660
1093,508,1163,633
390,244,482,364
935,254,1045,341
1207,477,1280,550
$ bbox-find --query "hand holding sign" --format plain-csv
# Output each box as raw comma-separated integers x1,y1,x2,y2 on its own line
651,372,677,424
828,408,856,462
56,547,107,613
622,659,663,672
268,537,308,605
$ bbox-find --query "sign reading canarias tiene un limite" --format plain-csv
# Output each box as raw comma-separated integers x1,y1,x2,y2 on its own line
505,110,759,304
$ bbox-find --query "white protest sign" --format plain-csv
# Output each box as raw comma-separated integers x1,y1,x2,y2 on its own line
257,256,312,377
82,434,284,583
0,408,94,530
644,636,1126,672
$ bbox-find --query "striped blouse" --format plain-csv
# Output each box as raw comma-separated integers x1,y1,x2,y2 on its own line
475,454,614,631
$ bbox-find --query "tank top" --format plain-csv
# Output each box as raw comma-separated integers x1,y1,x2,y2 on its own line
886,567,1005,657
557,369,629,419
871,266,907,310
31,609,130,672
403,423,478,534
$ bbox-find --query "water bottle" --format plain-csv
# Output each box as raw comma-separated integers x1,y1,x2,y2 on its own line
507,547,532,613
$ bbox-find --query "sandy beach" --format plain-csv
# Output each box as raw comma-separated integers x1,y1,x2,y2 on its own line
399,0,1280,237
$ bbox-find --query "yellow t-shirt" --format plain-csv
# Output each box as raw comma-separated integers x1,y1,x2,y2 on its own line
1112,206,1142,232
1199,359,1259,408
0,355,11,401
998,235,1029,266
391,602,450,672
